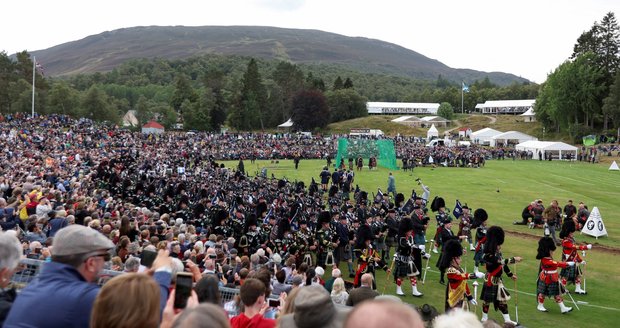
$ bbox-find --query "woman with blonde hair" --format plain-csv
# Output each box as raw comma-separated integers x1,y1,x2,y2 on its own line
330,277,349,305
91,274,161,328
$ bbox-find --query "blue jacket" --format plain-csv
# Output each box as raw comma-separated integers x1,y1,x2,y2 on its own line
4,261,171,328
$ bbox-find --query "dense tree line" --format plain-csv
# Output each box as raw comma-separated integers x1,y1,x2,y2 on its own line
0,49,540,131
536,12,620,141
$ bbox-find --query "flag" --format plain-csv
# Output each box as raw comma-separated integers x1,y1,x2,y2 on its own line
35,61,45,76
402,198,414,214
462,82,469,92
375,188,383,203
453,199,463,218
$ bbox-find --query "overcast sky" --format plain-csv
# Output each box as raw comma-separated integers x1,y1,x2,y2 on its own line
1,0,616,83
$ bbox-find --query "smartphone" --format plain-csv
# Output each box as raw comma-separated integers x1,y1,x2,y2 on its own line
140,250,157,268
208,253,217,260
268,298,280,307
174,272,194,309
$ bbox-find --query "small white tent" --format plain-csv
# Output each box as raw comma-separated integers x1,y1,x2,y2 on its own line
470,128,502,145
520,108,536,122
515,140,578,160
491,131,537,147
427,124,439,140
610,161,620,171
581,207,608,238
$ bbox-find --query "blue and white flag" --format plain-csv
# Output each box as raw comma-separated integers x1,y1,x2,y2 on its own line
453,199,463,218
462,82,469,92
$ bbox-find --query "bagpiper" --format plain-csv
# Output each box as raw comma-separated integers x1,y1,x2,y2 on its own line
536,236,574,313
559,219,592,295
480,226,522,325
316,211,338,268
393,217,427,297
440,239,484,312
471,209,488,275
431,197,452,254
457,205,475,251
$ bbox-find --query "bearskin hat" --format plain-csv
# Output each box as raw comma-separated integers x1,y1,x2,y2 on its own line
146,184,156,195
483,226,505,254
430,196,445,212
559,219,576,239
216,209,228,223
439,239,463,269
472,208,488,228
256,202,268,217
318,211,331,224
246,214,258,228
398,217,414,237
536,236,557,259
395,193,405,206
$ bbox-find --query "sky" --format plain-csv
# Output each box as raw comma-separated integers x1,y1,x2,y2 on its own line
1,0,617,83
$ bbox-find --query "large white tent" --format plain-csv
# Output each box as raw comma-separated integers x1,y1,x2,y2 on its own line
470,127,502,145
491,131,537,147
515,140,578,160
427,124,439,139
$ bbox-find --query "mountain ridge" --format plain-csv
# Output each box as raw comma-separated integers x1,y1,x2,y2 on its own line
29,25,529,85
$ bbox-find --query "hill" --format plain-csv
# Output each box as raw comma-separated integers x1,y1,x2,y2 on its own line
30,26,528,85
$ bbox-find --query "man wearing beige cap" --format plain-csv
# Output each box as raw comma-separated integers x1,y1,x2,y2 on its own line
5,225,172,328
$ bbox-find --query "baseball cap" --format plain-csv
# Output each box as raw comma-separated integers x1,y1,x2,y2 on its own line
52,225,114,256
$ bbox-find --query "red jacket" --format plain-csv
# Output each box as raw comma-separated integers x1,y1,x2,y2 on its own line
230,313,276,328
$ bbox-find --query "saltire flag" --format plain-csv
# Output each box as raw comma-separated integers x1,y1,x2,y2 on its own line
462,82,469,92
263,207,274,224
453,199,463,218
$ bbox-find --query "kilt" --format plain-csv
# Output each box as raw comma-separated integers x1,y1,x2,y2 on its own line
560,265,582,283
393,259,419,278
481,280,511,304
537,279,563,297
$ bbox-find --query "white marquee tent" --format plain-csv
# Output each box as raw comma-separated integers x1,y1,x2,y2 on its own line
278,118,294,129
470,127,502,145
491,131,537,147
427,124,439,140
515,140,578,160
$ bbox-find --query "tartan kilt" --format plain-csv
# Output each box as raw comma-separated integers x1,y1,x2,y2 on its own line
560,265,582,283
537,278,564,297
393,259,419,278
480,281,511,303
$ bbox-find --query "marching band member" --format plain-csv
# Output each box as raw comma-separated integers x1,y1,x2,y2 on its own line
440,239,484,312
536,236,574,313
480,226,522,325
393,217,426,297
559,219,592,295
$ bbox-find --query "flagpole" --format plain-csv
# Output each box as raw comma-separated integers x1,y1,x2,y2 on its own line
32,56,36,118
461,82,464,114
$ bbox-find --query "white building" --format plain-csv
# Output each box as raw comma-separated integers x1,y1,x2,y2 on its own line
476,99,535,114
367,102,439,115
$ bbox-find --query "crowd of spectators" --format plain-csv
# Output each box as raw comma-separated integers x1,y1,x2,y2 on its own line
0,114,567,327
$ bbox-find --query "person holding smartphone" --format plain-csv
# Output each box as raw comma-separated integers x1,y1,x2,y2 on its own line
230,278,276,328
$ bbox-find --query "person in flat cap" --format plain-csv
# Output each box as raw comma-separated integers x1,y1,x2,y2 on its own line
5,225,173,328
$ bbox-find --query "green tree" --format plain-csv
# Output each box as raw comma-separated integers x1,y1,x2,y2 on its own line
233,58,267,130
135,95,152,125
343,77,354,89
291,90,329,131
437,102,454,120
48,81,80,116
333,76,344,90
602,71,620,128
326,89,367,122
183,94,212,131
81,85,119,123
271,61,305,124
170,74,197,113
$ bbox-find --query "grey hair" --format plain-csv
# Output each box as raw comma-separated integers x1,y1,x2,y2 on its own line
0,232,23,270
124,256,141,272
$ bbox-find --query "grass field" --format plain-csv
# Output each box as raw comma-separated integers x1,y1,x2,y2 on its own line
226,158,620,327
